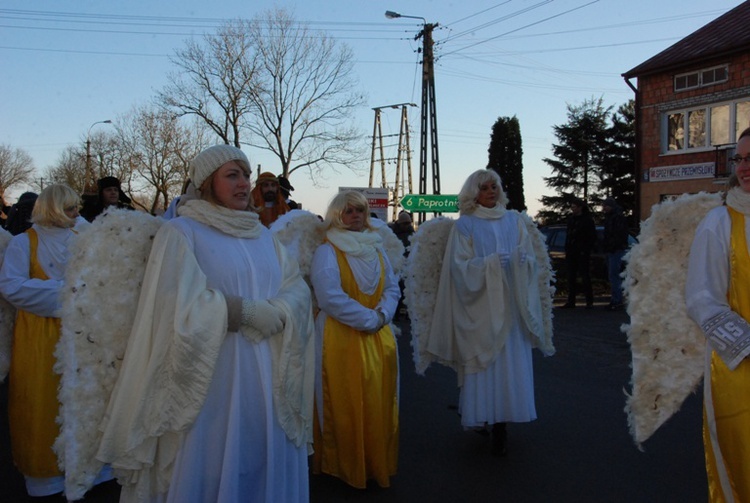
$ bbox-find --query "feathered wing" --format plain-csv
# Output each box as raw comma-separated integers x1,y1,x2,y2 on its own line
624,192,722,448
403,217,456,374
373,221,406,276
0,228,16,383
53,209,163,500
270,210,326,280
518,211,555,355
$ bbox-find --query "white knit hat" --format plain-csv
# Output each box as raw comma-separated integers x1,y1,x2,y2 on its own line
189,145,251,189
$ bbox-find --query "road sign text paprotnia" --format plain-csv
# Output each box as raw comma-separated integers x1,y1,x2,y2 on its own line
400,194,459,213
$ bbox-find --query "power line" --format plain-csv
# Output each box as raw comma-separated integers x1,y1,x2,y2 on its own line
441,0,602,58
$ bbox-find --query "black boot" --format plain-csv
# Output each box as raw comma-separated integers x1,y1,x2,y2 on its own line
491,422,507,457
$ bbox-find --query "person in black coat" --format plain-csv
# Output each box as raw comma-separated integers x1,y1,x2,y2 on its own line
4,192,38,235
602,197,629,310
80,176,134,222
562,198,597,308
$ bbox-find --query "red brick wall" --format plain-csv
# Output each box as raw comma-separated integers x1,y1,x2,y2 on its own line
636,52,750,219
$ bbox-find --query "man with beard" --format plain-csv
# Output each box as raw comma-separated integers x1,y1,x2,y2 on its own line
250,172,291,227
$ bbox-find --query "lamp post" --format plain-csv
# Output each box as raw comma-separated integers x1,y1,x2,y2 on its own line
385,10,425,22
386,10,440,223
85,120,112,194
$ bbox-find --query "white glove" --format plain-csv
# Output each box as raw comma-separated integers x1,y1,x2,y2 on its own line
366,310,387,334
241,299,286,338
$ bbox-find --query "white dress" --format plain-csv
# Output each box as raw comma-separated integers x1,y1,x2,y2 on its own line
430,210,542,427
98,213,312,503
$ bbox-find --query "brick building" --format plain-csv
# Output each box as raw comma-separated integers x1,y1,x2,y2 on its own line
623,1,750,221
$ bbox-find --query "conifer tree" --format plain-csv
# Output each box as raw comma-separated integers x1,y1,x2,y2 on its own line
487,116,526,211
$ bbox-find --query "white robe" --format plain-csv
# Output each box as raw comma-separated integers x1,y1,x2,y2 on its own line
97,216,314,503
428,211,544,426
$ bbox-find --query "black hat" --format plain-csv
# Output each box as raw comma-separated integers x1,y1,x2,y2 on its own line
16,192,38,207
98,176,121,190
97,176,131,205
277,175,294,192
277,175,294,197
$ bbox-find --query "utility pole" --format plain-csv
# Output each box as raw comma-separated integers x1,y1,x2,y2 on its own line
417,22,441,220
385,11,440,222
369,103,416,220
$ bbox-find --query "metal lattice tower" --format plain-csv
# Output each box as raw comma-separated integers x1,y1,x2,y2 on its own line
369,103,416,220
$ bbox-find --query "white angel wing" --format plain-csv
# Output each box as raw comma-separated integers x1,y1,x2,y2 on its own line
270,209,326,279
403,217,455,374
371,220,406,276
0,227,16,383
53,209,163,500
518,211,555,355
624,192,722,447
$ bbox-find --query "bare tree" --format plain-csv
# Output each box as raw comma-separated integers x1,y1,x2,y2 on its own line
161,9,366,181
159,21,257,148
46,132,124,195
116,105,208,213
0,144,36,201
46,146,86,193
245,9,365,179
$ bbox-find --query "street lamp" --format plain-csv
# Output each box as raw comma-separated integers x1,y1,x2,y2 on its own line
386,10,440,223
385,10,426,23
85,120,112,194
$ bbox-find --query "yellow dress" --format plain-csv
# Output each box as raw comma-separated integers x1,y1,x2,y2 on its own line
313,245,399,489
704,206,750,502
8,228,63,477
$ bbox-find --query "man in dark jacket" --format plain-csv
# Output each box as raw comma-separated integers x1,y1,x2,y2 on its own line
562,198,597,308
602,197,629,310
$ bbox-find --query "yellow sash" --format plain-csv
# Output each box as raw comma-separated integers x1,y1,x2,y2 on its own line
704,206,750,501
8,228,63,477
312,245,399,488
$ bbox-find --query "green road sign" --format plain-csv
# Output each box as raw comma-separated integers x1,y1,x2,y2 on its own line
400,194,459,213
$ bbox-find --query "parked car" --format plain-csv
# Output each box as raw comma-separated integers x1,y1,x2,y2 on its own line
538,224,637,293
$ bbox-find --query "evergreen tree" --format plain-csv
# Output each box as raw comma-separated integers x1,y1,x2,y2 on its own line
538,97,612,224
487,116,526,211
601,100,636,222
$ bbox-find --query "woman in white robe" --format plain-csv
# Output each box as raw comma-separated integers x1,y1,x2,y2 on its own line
0,184,94,497
96,145,315,503
425,169,549,456
685,126,750,501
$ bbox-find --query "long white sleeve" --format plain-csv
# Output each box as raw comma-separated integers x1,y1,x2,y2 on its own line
0,231,63,317
311,243,400,332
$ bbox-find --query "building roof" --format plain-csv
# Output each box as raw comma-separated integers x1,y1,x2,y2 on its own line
623,1,750,79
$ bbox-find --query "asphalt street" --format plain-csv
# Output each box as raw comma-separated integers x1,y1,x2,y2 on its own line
1,298,707,502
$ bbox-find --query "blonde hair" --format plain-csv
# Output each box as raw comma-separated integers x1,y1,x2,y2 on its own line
457,169,509,215
200,162,257,211
31,184,80,228
324,191,373,231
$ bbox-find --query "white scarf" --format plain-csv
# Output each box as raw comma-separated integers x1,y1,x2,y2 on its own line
178,199,262,239
326,228,382,262
471,203,507,220
726,187,750,216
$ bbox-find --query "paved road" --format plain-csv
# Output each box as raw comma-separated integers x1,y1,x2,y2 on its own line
1,299,707,502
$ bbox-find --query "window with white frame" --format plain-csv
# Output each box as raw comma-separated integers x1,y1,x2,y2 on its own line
665,99,750,153
674,65,728,91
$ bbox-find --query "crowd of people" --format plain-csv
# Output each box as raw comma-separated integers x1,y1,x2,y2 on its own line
1,141,737,502
0,153,557,502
